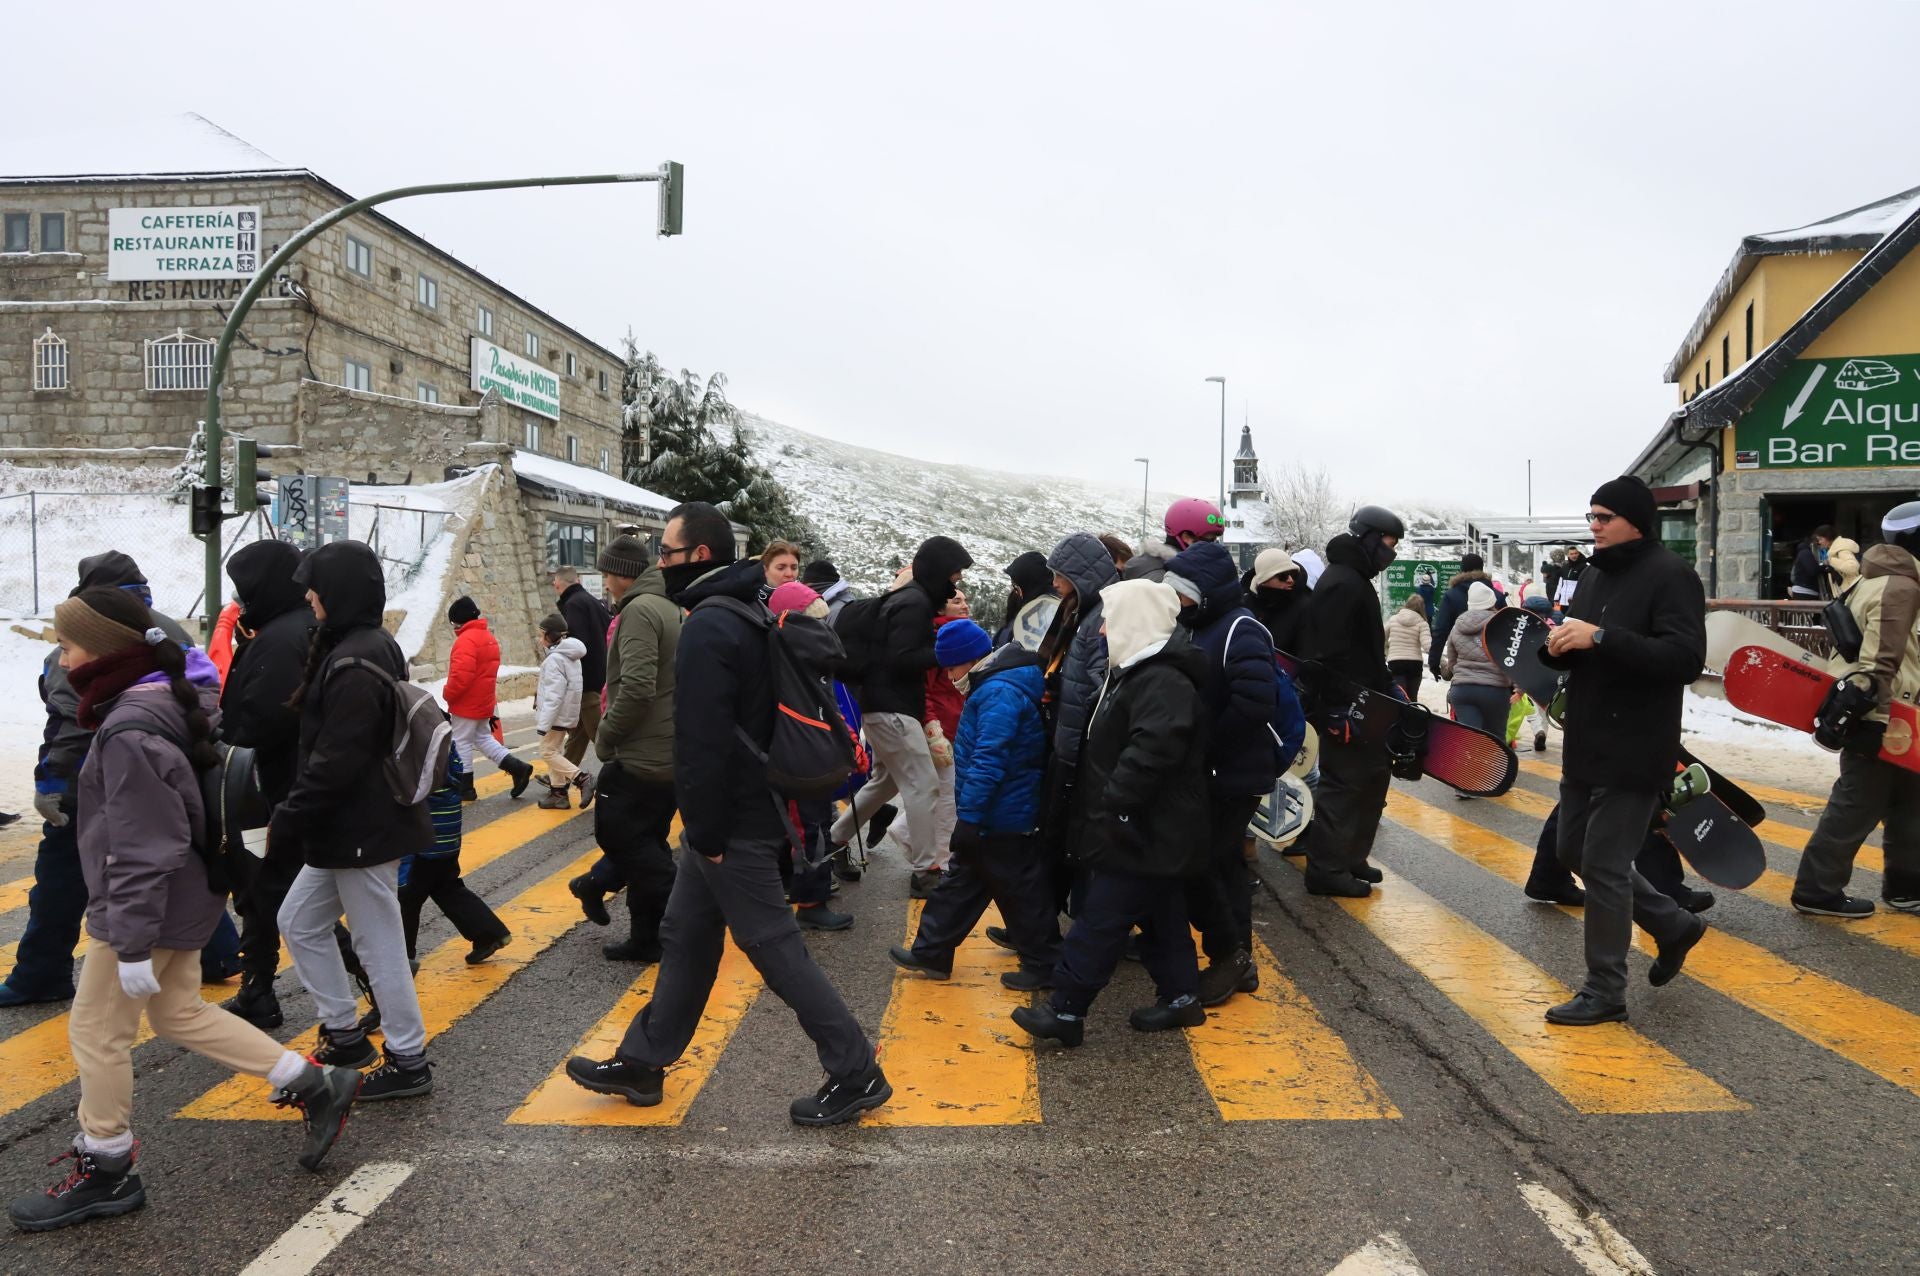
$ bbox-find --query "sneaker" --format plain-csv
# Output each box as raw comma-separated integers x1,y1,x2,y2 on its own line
908,869,943,899
1305,869,1371,899
7,1139,145,1232
1883,894,1920,913
603,939,663,963
1544,992,1627,1026
887,945,951,980
537,782,571,811
984,925,1019,954
223,974,284,1030
569,875,612,927
1000,966,1053,992
1524,881,1587,907
1649,916,1708,987
867,804,899,847
466,933,511,965
565,1055,664,1106
790,1059,892,1126
1533,731,1547,753
1791,892,1875,919
1197,950,1255,1008
504,755,535,799
357,1051,433,1102
796,904,854,931
1010,1003,1084,1048
356,1004,382,1035
1351,862,1384,884
313,1026,379,1070
574,771,596,810
1128,995,1206,1032
273,1064,362,1171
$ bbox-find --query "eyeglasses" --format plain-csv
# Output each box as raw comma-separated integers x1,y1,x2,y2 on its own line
657,543,696,563
1587,511,1617,526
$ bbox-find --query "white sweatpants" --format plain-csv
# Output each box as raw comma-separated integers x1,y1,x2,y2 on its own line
450,713,511,766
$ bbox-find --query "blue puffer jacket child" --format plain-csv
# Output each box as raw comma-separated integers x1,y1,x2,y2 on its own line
953,645,1048,834
1166,541,1307,795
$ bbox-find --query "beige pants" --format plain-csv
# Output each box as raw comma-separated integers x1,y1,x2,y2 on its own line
70,945,285,1140
540,728,581,786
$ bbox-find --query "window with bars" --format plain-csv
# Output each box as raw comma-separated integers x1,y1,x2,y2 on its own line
32,327,68,391
144,329,214,391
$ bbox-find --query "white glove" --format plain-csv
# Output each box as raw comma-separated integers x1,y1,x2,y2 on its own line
117,959,162,1000
33,791,68,828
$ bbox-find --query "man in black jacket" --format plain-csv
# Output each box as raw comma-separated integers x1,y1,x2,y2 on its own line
1294,506,1405,899
219,539,314,1029
553,564,612,783
566,503,889,1126
1541,476,1707,1026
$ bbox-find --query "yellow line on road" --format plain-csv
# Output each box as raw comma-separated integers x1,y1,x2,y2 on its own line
0,873,31,915
1389,790,1920,1098
1183,935,1399,1121
867,900,1041,1126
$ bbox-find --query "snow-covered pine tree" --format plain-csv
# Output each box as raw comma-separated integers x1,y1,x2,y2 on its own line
169,424,233,504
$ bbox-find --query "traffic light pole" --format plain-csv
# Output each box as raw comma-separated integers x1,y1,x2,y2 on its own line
195,164,683,636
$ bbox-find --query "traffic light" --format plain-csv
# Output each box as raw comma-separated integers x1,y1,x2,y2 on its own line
658,161,684,237
233,436,274,513
190,485,223,538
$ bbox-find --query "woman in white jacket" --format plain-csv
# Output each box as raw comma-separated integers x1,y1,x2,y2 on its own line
535,614,587,810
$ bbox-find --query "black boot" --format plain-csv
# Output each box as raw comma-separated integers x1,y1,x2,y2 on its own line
1649,916,1708,988
273,1064,363,1171
569,874,612,926
6,1139,145,1232
1197,950,1256,1008
1128,994,1206,1032
224,972,284,1030
1011,1003,1084,1047
565,1055,664,1106
790,1058,892,1126
603,939,663,963
504,755,535,799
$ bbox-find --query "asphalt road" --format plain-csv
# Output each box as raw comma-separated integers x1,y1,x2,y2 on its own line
0,739,1914,1275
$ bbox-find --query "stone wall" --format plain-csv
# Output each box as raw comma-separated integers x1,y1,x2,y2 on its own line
407,463,549,680
294,381,511,485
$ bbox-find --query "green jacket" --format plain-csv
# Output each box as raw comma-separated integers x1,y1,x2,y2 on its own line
1830,544,1920,724
595,566,681,780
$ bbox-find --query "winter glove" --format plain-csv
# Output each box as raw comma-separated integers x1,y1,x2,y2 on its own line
33,790,68,828
117,958,162,1000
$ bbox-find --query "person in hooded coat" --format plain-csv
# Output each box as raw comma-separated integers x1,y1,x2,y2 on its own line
996,551,1060,652
1011,579,1211,1047
271,541,435,1100
1035,532,1120,907
801,560,856,624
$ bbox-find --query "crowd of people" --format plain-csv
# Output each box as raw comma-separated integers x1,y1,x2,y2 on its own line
7,471,1917,1233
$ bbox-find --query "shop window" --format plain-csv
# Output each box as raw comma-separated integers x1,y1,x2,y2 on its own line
416,273,439,310
40,213,65,253
525,417,542,451
343,359,373,392
345,234,373,278
2,213,27,253
478,305,494,338
144,329,214,391
32,327,68,391
546,519,599,569
417,382,439,404
1745,302,1754,362
525,331,540,358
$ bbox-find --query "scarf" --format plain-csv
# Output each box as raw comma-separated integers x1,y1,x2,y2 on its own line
68,644,165,730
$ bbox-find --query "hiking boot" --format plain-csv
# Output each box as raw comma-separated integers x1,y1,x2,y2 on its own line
7,1139,144,1232
1351,862,1383,884
1649,916,1707,988
574,771,596,810
1525,881,1587,907
313,1026,379,1070
832,841,864,882
357,1051,433,1101
1679,889,1716,915
1197,950,1256,1008
908,869,943,899
1001,965,1054,991
565,1055,664,1106
1011,1003,1084,1047
1129,995,1206,1032
603,939,663,964
466,933,511,965
1544,992,1627,1026
503,755,535,799
1791,892,1875,919
1305,869,1371,898
273,1064,362,1171
537,781,571,810
888,945,951,980
984,925,1019,954
790,1058,892,1126
224,973,284,1030
1533,730,1547,753
796,904,854,931
867,804,899,847
569,875,612,926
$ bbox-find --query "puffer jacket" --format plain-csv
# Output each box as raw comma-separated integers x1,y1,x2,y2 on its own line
1829,544,1920,724
1427,569,1494,675
597,565,680,781
535,637,586,734
1442,608,1508,688
1045,532,1119,768
953,646,1047,834
221,538,313,805
1385,607,1427,664
444,617,501,720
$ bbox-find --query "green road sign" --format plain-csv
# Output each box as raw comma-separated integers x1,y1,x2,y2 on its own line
1732,355,1920,470
1383,559,1458,618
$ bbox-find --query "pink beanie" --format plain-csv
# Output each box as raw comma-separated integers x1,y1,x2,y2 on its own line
768,582,821,616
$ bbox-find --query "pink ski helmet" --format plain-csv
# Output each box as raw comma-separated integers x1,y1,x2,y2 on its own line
1164,497,1224,545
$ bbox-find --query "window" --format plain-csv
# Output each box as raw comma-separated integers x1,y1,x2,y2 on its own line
343,359,373,392
525,417,542,451
40,213,65,253
2,213,26,253
1705,358,1712,386
566,353,578,378
478,305,494,339
567,435,579,463
1745,302,1754,362
546,519,599,569
144,329,214,391
345,234,373,278
599,447,610,472
525,331,539,358
598,369,609,394
32,327,68,391
417,382,439,404
1722,334,1731,378
416,273,438,310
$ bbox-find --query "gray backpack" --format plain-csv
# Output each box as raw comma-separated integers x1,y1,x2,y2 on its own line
325,656,453,807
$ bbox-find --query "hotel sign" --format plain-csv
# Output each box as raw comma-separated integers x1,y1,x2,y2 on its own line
470,337,560,420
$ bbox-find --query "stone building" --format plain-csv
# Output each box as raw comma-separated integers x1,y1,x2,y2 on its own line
1220,423,1275,571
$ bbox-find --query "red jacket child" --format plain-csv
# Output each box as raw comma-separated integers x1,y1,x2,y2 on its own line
444,600,502,721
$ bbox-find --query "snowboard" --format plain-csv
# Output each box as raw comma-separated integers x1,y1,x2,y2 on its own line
1480,607,1565,709
1661,792,1767,890
1253,772,1314,849
1676,744,1765,828
1704,610,1820,675
1721,644,1920,773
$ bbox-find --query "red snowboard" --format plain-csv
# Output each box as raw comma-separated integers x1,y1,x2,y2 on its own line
1721,644,1920,773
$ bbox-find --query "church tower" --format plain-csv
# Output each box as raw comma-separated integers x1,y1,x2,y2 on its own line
1230,424,1260,506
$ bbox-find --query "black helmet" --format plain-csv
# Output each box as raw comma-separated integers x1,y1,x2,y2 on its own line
1349,504,1407,540
1883,500,1920,556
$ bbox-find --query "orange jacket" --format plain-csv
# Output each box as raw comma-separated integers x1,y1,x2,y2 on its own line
444,618,501,720
209,600,242,682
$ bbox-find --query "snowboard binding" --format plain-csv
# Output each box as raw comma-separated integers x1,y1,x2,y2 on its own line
1386,705,1431,781
1813,673,1880,752
1668,761,1710,811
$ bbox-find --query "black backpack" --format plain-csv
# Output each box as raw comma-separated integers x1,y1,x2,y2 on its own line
829,592,890,697
93,721,266,898
700,597,860,800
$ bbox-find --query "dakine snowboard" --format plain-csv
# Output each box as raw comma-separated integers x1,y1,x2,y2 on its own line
1661,791,1767,890
1721,644,1920,774
1480,607,1565,709
1704,609,1820,675
1676,744,1766,828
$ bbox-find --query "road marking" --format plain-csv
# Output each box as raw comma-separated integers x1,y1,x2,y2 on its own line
1391,790,1920,1098
1518,1181,1657,1276
1184,935,1399,1121
1328,1232,1430,1275
236,1161,415,1276
508,935,761,1127
867,900,1040,1126
1519,757,1830,817
179,847,601,1120
0,871,32,915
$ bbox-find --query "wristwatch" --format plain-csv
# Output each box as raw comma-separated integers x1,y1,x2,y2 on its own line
1593,628,1607,646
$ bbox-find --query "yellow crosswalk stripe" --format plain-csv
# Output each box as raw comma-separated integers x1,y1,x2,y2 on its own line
1284,853,1741,1113
1387,790,1920,1098
867,901,1040,1127
0,872,32,916
1183,935,1399,1121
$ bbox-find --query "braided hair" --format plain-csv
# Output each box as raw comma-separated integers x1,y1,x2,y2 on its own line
72,586,221,772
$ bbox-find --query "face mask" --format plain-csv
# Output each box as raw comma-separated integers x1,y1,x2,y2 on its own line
1370,538,1397,573
660,559,709,599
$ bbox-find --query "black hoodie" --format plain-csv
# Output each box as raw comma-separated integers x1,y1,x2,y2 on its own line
863,535,975,719
1297,533,1391,695
672,558,785,856
221,539,313,803
271,541,430,868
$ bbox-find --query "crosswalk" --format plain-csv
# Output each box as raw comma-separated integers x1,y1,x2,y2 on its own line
0,758,1916,1132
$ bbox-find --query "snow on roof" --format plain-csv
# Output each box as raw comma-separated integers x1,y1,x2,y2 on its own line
1,112,294,182
1222,499,1275,544
511,450,679,517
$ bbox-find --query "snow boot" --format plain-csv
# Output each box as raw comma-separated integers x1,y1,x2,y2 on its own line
503,755,535,799
537,781,571,811
574,771,596,810
273,1064,363,1171
7,1139,144,1232
224,972,284,1030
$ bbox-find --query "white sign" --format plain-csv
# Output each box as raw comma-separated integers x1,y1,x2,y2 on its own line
107,206,261,280
470,337,560,420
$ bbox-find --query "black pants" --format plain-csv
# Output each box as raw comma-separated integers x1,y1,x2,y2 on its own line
1299,738,1392,877
592,762,678,951
1388,660,1423,703
618,836,871,1077
400,855,510,959
232,834,304,981
910,828,1061,972
1528,805,1700,909
1556,782,1694,1005
1186,791,1263,963
789,798,835,908
1051,868,1199,1017
2,817,83,998
1795,747,1920,901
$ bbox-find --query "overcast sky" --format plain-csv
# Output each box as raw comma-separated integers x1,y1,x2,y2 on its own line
20,1,1920,518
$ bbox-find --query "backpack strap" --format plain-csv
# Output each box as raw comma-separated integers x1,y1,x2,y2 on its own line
690,596,807,856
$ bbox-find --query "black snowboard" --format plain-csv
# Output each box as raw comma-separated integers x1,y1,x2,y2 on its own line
1661,793,1766,890
1480,607,1564,708
1677,745,1766,829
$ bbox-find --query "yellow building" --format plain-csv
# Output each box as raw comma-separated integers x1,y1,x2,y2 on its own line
1629,185,1920,597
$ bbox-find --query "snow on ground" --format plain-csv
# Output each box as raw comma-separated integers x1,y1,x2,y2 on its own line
0,628,55,820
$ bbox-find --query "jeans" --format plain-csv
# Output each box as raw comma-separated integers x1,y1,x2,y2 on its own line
1051,868,1199,1016
593,763,678,950
279,862,428,1058
1556,782,1694,1005
1795,746,1920,901
400,854,510,958
910,828,1061,972
1447,683,1509,736
1186,791,1263,963
3,817,85,998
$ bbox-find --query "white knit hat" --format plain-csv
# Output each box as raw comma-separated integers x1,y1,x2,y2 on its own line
1467,581,1497,611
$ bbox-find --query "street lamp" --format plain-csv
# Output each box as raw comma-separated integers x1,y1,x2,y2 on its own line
192,163,685,635
1134,457,1150,543
1204,376,1226,511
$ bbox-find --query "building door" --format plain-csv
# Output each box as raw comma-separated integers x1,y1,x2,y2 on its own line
1764,497,1836,600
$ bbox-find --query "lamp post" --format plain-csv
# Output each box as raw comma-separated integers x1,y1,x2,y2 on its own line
1134,456,1150,542
1204,375,1226,510
191,164,685,636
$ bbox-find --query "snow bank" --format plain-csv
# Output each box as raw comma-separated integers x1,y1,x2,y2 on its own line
0,629,55,818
